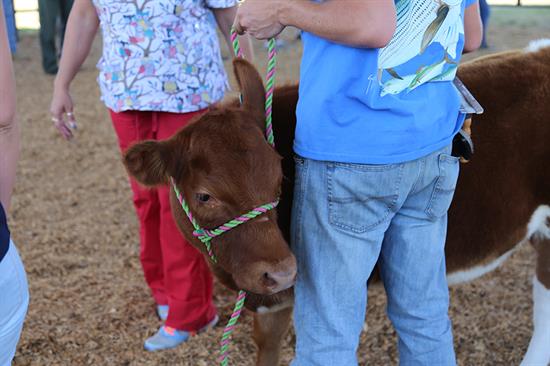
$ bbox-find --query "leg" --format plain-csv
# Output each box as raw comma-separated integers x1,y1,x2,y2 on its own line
253,304,293,366
379,146,458,366
0,241,29,365
37,0,60,73
59,0,74,51
291,157,406,366
110,110,167,306
155,111,216,331
521,207,550,366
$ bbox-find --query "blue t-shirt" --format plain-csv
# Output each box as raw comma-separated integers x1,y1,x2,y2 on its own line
295,0,476,164
0,203,9,262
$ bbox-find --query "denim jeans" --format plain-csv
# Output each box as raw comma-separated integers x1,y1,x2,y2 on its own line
0,241,29,366
291,145,459,366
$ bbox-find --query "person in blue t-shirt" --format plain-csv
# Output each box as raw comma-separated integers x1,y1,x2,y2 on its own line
0,4,29,365
235,1,482,365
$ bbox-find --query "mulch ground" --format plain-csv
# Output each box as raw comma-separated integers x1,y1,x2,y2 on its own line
9,7,550,366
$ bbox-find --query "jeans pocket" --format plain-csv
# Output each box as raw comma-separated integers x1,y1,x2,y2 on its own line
425,153,460,220
328,162,403,233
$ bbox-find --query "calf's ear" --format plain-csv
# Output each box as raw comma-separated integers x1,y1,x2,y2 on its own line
123,140,181,187
233,58,266,121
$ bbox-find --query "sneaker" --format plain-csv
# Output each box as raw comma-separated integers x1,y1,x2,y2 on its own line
144,315,219,352
156,305,169,321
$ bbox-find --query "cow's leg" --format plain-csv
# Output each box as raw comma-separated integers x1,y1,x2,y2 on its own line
521,206,550,366
253,302,293,366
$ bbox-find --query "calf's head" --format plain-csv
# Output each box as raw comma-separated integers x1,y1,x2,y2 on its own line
123,59,296,295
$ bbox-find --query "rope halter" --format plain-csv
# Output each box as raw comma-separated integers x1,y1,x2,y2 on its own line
170,177,279,366
171,177,279,264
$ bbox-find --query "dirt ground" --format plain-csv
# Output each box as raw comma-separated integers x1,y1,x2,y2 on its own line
9,6,550,366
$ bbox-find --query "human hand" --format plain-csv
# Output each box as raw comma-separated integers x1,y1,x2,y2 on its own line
233,0,286,40
50,85,77,140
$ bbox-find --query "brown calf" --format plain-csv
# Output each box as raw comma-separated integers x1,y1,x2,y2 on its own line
124,43,550,365
124,60,296,365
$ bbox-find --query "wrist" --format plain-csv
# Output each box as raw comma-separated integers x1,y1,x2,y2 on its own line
53,76,70,91
276,0,294,27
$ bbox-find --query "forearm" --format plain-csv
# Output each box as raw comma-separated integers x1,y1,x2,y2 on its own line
213,7,254,61
0,120,19,211
54,0,99,89
463,1,483,53
0,4,19,210
279,0,396,48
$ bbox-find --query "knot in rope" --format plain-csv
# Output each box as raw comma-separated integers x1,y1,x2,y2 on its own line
193,228,216,241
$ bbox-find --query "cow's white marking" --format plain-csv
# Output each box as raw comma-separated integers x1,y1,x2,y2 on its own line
447,245,520,285
520,276,550,366
525,39,550,53
527,205,550,241
256,300,293,314
521,206,550,365
448,206,550,286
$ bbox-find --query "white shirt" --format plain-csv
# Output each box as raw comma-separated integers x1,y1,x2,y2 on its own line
93,0,236,113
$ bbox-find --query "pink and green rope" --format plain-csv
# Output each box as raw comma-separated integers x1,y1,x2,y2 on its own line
230,28,277,147
230,29,243,59
193,200,279,239
264,38,276,147
171,178,278,264
171,178,217,262
218,290,247,366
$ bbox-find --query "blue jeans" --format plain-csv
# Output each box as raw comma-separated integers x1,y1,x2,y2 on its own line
0,241,29,366
291,145,459,366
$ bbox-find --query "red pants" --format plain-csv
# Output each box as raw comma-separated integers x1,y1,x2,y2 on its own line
110,109,216,331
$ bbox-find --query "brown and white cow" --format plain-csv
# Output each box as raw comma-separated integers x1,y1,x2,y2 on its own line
124,41,550,365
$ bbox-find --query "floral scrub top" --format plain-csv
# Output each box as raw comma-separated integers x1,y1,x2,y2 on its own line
93,0,236,113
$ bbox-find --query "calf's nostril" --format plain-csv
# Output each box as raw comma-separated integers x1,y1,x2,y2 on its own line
264,269,297,289
263,272,278,287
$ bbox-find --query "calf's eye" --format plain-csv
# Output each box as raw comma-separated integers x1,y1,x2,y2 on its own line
196,193,211,203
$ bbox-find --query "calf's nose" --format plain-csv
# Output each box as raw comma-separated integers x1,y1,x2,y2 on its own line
263,267,297,293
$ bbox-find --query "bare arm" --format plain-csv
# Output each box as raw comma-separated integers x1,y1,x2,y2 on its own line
463,1,483,53
235,0,396,48
0,4,19,211
51,0,99,140
213,6,254,61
